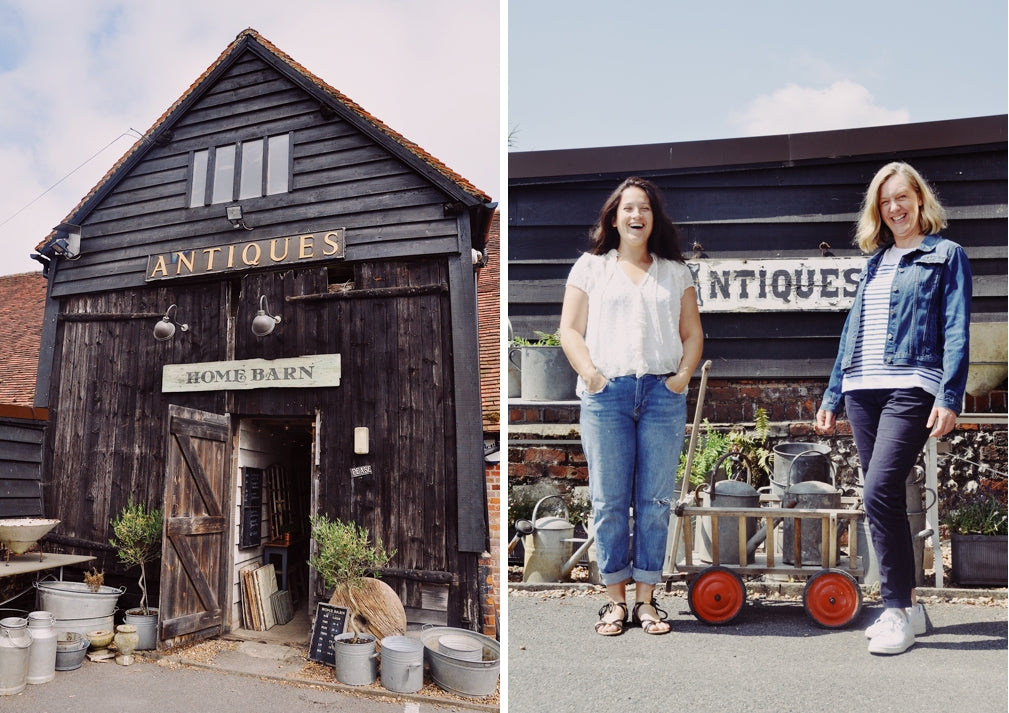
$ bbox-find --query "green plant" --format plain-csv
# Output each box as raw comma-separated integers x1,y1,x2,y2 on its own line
676,408,773,489
109,501,163,615
944,493,1008,536
308,514,395,639
512,330,561,347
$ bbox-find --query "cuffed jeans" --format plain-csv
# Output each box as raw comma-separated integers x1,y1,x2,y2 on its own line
580,374,687,586
845,388,933,609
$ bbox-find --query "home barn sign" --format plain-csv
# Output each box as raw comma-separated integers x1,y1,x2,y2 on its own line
687,256,867,312
162,355,341,393
145,229,346,281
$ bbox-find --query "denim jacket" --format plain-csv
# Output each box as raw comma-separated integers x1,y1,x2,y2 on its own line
820,235,972,414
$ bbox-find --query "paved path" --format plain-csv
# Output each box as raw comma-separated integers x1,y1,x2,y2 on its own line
508,586,1007,713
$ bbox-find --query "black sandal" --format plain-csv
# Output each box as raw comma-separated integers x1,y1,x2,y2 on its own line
594,601,628,636
632,598,670,635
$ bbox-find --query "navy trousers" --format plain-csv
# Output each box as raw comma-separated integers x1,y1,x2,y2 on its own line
845,388,934,609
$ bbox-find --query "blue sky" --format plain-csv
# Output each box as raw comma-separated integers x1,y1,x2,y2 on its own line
0,0,500,275
508,0,1008,151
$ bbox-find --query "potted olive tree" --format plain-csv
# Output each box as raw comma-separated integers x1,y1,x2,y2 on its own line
308,514,400,685
110,501,163,650
944,488,1008,587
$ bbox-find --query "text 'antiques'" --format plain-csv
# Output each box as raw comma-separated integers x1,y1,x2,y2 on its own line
146,229,346,281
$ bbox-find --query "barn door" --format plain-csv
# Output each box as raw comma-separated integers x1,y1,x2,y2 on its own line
159,405,231,648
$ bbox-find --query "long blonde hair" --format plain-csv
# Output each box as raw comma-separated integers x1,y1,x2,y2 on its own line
854,162,947,253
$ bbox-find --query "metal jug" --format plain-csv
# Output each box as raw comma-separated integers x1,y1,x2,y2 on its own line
0,617,32,696
697,453,761,565
782,480,842,565
521,495,593,582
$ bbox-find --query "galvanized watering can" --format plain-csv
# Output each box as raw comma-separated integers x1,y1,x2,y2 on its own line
696,452,761,565
519,495,594,583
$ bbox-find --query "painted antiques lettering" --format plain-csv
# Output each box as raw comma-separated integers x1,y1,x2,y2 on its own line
145,229,346,281
162,355,341,392
686,257,867,312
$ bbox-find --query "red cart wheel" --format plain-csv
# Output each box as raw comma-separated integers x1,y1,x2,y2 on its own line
803,569,862,629
688,566,746,625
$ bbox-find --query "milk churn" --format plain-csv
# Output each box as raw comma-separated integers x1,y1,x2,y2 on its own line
26,611,57,684
0,616,32,695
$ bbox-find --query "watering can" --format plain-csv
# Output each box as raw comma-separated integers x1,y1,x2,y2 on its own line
696,452,761,565
521,495,594,583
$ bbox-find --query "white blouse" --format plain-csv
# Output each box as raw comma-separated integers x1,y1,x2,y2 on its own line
566,250,695,391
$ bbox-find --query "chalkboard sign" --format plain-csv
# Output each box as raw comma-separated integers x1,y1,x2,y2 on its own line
239,467,263,548
309,603,351,665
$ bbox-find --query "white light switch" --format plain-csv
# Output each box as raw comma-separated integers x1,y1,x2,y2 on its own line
354,427,369,454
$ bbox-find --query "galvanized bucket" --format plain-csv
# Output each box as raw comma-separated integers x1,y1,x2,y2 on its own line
332,633,377,686
380,635,424,693
771,442,833,499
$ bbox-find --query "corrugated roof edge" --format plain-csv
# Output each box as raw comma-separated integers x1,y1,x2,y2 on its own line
40,28,491,249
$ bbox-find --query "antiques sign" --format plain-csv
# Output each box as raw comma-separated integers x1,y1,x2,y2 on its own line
162,354,341,393
145,228,345,281
687,256,867,312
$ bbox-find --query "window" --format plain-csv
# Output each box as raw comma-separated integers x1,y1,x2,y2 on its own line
189,133,290,207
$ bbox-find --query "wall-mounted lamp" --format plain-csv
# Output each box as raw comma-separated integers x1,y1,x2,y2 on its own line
251,295,282,336
153,304,189,341
52,223,82,259
226,205,252,230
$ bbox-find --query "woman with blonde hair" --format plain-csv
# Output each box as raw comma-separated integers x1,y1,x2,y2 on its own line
816,161,971,655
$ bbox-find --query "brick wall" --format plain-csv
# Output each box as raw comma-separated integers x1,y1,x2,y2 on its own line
482,459,500,637
508,379,1008,527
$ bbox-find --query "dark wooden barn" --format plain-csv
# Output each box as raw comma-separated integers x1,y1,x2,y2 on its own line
508,115,1007,410
31,29,495,647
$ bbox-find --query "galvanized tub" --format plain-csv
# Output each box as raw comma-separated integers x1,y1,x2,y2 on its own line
34,580,122,636
420,627,499,698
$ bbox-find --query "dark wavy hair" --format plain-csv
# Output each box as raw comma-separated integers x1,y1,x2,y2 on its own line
587,176,685,262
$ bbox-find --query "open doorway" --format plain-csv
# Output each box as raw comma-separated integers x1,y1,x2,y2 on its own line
231,417,314,644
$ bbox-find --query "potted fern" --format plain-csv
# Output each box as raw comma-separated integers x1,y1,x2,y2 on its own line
109,501,163,650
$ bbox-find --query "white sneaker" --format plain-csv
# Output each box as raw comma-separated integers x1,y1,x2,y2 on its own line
867,608,915,655
865,603,926,638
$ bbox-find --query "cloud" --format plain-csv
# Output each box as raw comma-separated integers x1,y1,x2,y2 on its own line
0,0,499,276
731,80,910,137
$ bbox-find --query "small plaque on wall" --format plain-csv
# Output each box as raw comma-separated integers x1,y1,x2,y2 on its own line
309,603,351,665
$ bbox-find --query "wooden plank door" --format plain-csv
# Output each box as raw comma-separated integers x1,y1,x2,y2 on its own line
159,405,231,649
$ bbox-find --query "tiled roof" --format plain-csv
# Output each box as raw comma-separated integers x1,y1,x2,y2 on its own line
0,272,46,407
478,211,500,433
41,28,489,249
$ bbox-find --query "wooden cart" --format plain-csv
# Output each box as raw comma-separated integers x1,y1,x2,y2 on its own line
665,495,866,628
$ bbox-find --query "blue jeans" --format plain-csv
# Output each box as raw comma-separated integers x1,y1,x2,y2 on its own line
580,375,687,586
845,388,933,609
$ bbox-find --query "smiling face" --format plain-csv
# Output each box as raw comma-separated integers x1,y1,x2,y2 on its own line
611,186,653,250
878,173,923,244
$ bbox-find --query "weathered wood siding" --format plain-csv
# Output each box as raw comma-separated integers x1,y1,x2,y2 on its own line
509,117,1007,378
47,49,466,299
0,418,45,518
36,33,488,629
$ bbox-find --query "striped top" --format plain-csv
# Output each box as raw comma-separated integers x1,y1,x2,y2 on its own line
841,246,943,396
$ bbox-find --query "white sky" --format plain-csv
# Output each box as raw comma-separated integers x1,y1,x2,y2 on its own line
0,0,501,276
508,0,1008,151
2,1,1006,277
